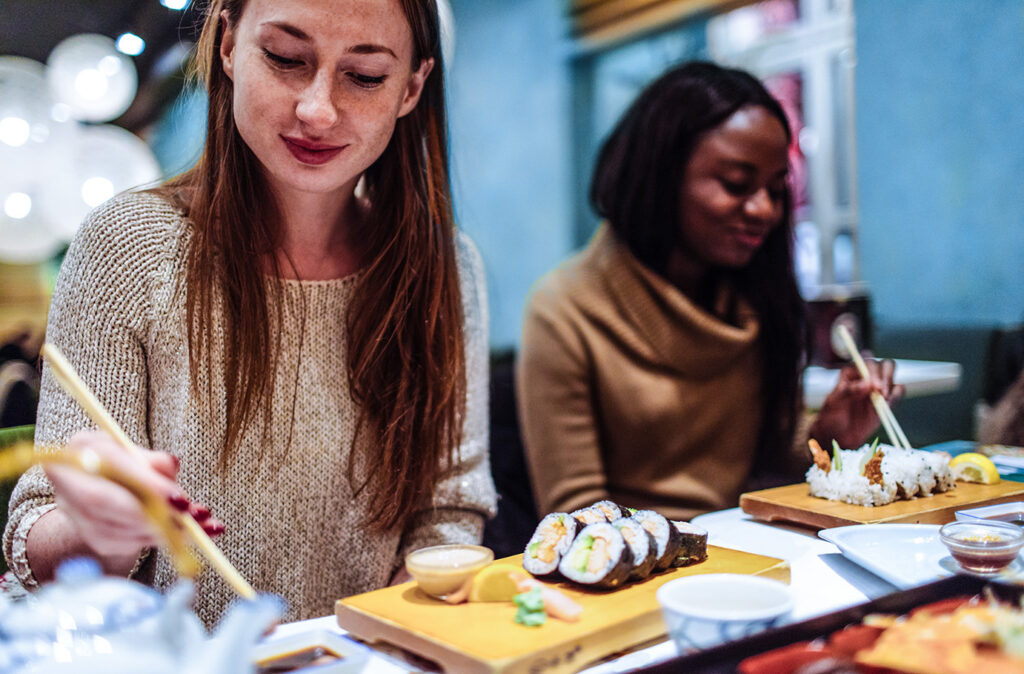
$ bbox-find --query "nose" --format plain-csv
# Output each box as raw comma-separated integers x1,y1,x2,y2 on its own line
744,187,780,224
295,71,338,129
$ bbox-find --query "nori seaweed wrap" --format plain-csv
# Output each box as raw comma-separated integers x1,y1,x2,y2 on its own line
670,520,709,566
632,510,682,571
558,522,634,589
523,512,578,576
611,517,659,580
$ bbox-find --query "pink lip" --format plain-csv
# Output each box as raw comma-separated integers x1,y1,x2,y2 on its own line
282,136,344,165
734,229,768,249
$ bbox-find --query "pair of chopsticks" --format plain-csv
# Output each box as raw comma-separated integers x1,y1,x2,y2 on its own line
41,343,257,600
834,325,912,450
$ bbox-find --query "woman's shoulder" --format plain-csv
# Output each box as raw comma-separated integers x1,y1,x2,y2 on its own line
524,238,607,321
69,190,189,269
78,189,187,243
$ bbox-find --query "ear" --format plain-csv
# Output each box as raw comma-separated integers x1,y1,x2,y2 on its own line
397,58,435,118
219,10,237,81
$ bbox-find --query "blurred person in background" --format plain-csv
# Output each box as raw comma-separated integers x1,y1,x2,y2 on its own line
517,61,901,520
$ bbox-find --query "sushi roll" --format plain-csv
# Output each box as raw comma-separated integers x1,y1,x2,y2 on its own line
926,452,956,492
523,513,578,576
631,510,682,571
570,506,609,529
670,520,709,566
558,522,634,589
591,500,630,522
611,517,658,580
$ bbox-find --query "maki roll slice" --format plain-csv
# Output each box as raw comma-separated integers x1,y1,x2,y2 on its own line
611,517,659,581
591,500,630,522
632,510,682,571
523,513,578,576
670,520,709,566
570,506,609,529
558,522,634,589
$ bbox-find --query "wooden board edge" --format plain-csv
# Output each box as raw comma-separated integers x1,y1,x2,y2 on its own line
751,559,791,585
741,485,1024,529
873,491,1024,525
336,601,494,673
336,598,671,674
500,609,668,674
739,494,853,530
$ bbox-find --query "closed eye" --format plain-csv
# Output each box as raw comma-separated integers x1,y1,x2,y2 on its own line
262,48,304,69
349,72,387,88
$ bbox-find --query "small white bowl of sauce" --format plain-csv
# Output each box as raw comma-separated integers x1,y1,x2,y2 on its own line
405,544,494,602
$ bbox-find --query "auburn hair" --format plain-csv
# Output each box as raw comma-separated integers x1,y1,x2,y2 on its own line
158,0,464,531
590,61,805,474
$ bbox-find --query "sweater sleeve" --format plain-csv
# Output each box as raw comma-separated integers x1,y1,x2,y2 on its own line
516,278,610,516
395,233,498,564
3,194,168,588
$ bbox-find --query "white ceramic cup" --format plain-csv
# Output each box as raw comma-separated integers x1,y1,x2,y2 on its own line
656,574,793,653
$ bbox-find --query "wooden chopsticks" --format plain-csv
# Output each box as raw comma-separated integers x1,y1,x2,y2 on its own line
41,343,257,600
834,325,913,450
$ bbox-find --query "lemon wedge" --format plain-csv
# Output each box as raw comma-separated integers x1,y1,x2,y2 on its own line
949,452,1000,484
468,564,525,602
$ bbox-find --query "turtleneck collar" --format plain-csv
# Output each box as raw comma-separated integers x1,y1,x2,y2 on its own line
576,224,760,377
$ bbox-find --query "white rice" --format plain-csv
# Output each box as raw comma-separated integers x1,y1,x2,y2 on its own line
806,443,954,506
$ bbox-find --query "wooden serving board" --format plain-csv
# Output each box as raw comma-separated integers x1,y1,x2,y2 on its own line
336,547,788,674
740,480,1024,530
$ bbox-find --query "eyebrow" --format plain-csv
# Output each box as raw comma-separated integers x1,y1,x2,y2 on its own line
263,22,397,58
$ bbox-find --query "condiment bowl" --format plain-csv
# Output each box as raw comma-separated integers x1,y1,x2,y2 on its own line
656,574,792,653
939,520,1024,575
405,544,494,600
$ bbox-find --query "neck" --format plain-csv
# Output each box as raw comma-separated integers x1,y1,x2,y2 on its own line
269,181,365,281
665,246,706,300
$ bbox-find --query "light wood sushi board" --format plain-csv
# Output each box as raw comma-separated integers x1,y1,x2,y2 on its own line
740,480,1024,530
335,547,789,674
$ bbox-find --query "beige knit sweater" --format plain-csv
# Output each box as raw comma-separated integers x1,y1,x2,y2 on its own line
3,192,497,626
518,225,776,521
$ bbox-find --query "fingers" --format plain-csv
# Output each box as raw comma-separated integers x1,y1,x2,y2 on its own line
836,358,899,398
147,451,180,480
55,430,228,551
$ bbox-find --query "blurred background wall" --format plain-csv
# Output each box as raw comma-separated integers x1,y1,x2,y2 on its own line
2,0,1023,445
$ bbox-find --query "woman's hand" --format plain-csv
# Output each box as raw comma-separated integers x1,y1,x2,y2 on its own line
44,430,223,564
810,358,905,449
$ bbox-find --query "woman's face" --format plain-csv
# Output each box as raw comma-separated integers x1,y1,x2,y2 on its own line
676,105,790,272
220,0,433,199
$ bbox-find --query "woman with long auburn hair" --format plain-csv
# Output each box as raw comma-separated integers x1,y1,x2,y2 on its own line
4,0,496,624
517,61,901,521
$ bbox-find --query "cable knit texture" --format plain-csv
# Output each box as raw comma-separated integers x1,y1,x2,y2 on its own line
3,191,497,626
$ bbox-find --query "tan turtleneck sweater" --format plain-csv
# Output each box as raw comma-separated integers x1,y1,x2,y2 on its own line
3,192,497,626
517,225,771,521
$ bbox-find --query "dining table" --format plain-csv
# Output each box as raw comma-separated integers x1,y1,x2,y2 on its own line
262,506,907,673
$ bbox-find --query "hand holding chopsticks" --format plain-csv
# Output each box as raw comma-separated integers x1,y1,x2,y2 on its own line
40,343,257,600
834,325,912,450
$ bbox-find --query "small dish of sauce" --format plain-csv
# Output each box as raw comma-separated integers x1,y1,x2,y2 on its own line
939,520,1024,574
405,544,494,601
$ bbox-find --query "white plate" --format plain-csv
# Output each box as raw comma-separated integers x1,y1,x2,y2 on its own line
818,523,1024,589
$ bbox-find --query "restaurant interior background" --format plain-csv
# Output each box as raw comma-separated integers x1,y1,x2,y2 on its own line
0,0,1022,516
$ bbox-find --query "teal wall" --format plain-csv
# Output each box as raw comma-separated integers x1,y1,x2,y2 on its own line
447,0,574,349
148,1,1024,374
855,0,1024,329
